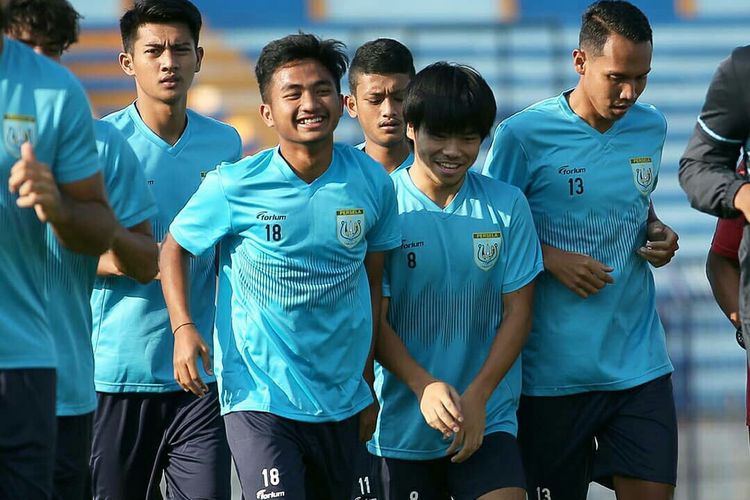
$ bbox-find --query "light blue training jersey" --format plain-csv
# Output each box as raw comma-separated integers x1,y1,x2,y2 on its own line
91,104,242,393
46,120,157,415
0,38,99,369
169,144,401,421
369,169,543,460
356,141,413,173
482,92,673,396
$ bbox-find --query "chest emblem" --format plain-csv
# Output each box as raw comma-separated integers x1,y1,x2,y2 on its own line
336,208,365,248
473,232,502,271
630,157,655,196
3,114,36,158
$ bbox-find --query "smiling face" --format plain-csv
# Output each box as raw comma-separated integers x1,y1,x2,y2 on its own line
119,22,203,106
573,32,652,131
345,72,410,149
259,58,343,149
407,123,481,192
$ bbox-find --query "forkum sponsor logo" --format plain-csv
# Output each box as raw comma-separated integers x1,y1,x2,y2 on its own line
256,211,287,221
256,489,285,499
558,165,586,175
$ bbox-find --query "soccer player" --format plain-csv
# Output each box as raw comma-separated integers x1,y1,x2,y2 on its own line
0,8,116,500
345,38,415,173
160,33,400,499
368,62,542,500
88,1,241,499
4,1,160,498
482,2,679,499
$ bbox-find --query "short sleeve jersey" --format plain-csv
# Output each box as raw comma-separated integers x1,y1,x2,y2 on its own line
47,120,157,415
711,217,743,259
482,92,673,396
0,38,99,369
169,144,401,421
91,104,242,393
356,141,413,173
369,169,543,460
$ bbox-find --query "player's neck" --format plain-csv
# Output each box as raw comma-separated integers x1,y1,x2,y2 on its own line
409,161,464,209
278,139,334,184
134,94,188,146
363,140,411,173
567,87,614,133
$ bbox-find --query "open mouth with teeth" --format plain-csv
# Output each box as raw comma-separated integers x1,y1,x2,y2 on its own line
436,160,462,172
298,116,324,126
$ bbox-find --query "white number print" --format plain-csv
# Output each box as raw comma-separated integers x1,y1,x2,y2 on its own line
358,476,371,494
536,487,552,500
410,492,419,500
261,468,280,487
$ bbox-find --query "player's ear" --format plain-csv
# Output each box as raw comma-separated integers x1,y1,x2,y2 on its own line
344,94,358,118
194,46,204,73
119,52,135,76
573,48,586,75
259,103,274,128
406,123,417,141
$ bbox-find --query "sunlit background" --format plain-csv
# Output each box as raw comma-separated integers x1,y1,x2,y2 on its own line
67,1,750,497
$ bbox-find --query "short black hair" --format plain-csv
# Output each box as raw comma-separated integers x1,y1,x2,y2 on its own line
403,62,496,140
579,1,652,54
348,38,415,95
5,0,81,53
120,0,202,53
255,32,348,103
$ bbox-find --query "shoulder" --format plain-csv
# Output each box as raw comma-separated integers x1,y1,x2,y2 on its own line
467,170,525,202
187,109,241,145
500,95,562,132
334,143,392,186
627,102,667,134
101,106,135,133
216,147,275,180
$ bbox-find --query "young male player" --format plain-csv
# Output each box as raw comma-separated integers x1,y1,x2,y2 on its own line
160,33,400,499
5,1,160,497
482,2,679,499
345,38,415,173
89,1,242,498
0,8,116,500
369,62,542,500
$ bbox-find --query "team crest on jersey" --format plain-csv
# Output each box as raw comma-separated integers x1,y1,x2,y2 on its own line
473,232,502,271
336,208,365,248
630,157,654,195
3,114,36,158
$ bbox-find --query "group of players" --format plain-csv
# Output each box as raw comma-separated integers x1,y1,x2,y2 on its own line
0,0,690,499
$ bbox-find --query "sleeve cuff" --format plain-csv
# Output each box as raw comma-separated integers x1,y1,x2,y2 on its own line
726,179,750,216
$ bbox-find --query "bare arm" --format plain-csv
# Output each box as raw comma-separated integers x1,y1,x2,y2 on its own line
706,250,741,326
97,220,158,284
542,244,614,298
160,232,211,396
447,282,535,463
9,143,115,255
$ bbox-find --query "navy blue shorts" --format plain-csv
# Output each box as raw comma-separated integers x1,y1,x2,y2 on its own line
91,383,230,500
225,410,360,500
350,444,380,499
374,431,526,500
54,412,93,500
0,368,57,500
518,374,678,500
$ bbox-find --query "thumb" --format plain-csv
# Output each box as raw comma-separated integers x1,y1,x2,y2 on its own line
21,142,36,162
200,344,213,375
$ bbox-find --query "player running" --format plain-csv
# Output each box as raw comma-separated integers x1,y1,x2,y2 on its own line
483,2,679,499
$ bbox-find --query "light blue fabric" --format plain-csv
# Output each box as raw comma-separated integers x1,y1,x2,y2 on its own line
48,120,157,415
355,140,413,173
369,169,542,459
482,92,673,396
91,104,241,393
169,144,401,421
0,38,99,369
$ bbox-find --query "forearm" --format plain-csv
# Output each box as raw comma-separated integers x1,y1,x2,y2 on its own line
97,223,158,283
467,286,533,401
159,233,194,330
375,306,434,398
706,251,741,325
679,154,746,219
50,196,115,256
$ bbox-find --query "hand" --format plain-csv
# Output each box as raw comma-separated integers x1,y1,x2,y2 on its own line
359,399,379,442
543,245,614,298
637,220,678,267
8,142,64,223
173,323,212,397
446,387,486,463
418,381,463,438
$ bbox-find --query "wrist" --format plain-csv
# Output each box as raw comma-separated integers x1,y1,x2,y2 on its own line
408,372,437,399
733,183,750,217
172,320,195,335
465,380,492,403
